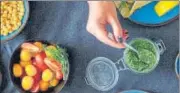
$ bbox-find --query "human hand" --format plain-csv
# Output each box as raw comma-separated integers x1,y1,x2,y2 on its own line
86,1,128,48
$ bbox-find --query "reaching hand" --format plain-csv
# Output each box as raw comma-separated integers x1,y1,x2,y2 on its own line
86,1,127,48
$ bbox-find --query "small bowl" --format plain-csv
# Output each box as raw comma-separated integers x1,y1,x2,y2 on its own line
1,1,30,43
9,40,69,93
175,53,179,78
120,89,148,93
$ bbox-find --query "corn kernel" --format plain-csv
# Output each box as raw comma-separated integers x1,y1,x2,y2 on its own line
1,1,24,36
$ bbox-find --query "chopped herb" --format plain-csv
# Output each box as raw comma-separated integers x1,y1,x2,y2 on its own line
125,39,157,73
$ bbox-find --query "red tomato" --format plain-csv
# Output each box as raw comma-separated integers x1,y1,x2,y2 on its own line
33,69,41,82
44,58,62,72
40,52,46,59
37,64,48,71
34,53,48,71
35,54,44,65
30,82,40,93
31,68,41,93
56,71,63,80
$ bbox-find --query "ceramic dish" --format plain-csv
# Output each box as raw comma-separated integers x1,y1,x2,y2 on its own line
175,53,179,78
120,90,148,93
1,1,29,43
0,69,2,90
129,1,179,26
9,40,69,93
0,63,7,92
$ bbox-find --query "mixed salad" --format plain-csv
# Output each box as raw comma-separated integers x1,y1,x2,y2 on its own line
12,41,68,92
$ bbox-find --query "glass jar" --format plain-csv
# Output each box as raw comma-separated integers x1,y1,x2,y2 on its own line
85,38,166,91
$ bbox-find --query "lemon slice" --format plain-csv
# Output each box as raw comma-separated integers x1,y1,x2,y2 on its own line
129,1,152,16
155,1,179,17
114,1,152,18
114,1,131,18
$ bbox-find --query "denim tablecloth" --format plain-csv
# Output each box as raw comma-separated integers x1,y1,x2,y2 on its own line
0,1,179,93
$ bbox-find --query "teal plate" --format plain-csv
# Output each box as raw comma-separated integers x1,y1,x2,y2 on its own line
1,1,29,42
129,1,179,26
121,90,148,93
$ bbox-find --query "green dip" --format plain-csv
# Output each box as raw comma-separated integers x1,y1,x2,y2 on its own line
125,39,157,73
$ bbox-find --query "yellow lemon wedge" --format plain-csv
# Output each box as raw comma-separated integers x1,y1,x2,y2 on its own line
155,1,179,17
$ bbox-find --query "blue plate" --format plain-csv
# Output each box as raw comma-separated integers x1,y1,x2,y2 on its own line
129,1,179,26
121,90,148,93
175,54,179,78
1,1,29,42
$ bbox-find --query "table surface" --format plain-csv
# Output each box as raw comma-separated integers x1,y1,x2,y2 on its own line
0,1,179,93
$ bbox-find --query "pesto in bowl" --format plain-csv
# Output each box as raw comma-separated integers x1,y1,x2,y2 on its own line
124,38,159,73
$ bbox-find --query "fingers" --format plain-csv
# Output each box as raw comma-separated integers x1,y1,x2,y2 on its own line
97,32,125,48
94,26,125,48
108,16,123,42
87,21,125,48
107,32,116,41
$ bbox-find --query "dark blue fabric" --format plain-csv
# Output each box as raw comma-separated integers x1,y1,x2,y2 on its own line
0,1,179,93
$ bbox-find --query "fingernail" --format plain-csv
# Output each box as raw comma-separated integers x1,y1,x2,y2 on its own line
118,37,123,43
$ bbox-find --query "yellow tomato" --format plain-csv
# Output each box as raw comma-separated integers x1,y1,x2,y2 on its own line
22,76,34,90
39,80,49,91
13,64,23,77
25,65,37,76
20,61,31,67
33,42,43,50
45,45,56,58
20,49,32,62
42,69,54,82
50,78,59,87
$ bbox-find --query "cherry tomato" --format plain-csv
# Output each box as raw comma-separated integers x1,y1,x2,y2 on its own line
44,58,62,72
38,64,48,71
34,53,48,71
22,76,34,91
30,82,40,93
33,69,41,83
31,68,41,93
40,52,46,59
39,80,49,91
35,54,44,65
33,42,43,50
56,71,63,80
21,43,40,53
